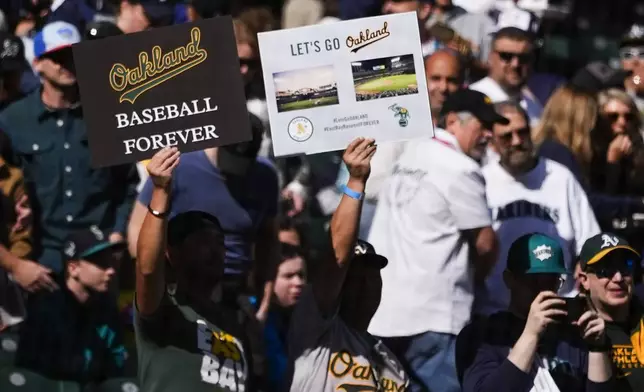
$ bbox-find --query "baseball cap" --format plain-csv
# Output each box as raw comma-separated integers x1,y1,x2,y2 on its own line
352,239,388,269
135,0,177,27
570,62,631,93
0,32,26,72
63,226,126,266
579,233,641,271
33,21,81,59
167,211,224,247
440,89,510,126
507,233,567,275
85,21,124,41
620,24,644,49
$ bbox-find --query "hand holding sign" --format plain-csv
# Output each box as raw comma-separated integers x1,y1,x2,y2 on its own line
343,137,376,184
147,147,180,190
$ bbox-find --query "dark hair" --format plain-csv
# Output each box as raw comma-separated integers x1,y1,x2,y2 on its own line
492,27,534,47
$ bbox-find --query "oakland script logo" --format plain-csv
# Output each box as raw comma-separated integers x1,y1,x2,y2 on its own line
346,21,391,53
109,27,207,104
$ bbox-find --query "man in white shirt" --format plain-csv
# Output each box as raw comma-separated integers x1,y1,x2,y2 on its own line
469,27,543,125
477,101,600,315
368,90,504,392
340,50,463,239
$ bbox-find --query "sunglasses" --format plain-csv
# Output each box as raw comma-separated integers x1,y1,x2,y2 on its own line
620,47,644,61
586,259,636,279
497,127,531,144
603,111,637,123
495,51,533,65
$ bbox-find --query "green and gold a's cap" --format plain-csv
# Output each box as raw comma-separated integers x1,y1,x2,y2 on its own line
507,233,567,274
580,232,640,270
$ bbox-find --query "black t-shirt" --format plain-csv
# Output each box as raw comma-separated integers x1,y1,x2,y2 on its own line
134,291,251,392
605,316,644,391
15,278,126,384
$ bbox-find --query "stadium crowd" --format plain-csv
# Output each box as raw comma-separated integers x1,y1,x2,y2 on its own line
0,0,643,391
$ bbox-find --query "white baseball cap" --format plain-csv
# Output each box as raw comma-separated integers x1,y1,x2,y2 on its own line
33,21,81,58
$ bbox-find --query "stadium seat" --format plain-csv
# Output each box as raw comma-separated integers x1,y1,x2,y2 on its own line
90,377,139,392
0,366,81,391
0,330,19,367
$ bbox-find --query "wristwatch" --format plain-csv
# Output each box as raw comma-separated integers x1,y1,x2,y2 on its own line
148,204,169,218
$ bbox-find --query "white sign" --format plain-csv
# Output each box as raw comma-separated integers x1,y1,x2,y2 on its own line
258,12,433,157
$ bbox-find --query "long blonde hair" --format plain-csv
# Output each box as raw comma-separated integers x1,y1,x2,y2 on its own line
533,85,597,170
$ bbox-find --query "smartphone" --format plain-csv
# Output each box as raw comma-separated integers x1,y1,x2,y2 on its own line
554,296,588,323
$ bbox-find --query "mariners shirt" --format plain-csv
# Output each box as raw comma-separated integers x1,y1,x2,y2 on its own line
134,292,250,392
478,158,600,314
288,286,409,392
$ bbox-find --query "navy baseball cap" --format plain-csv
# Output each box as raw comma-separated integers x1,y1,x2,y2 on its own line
63,226,126,266
135,0,177,27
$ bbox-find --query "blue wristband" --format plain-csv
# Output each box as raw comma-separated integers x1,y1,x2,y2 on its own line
341,184,364,200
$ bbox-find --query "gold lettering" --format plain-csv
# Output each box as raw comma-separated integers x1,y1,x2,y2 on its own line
108,27,208,103
329,351,353,377
345,22,390,51
352,365,372,380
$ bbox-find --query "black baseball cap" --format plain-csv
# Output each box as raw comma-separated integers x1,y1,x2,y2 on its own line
352,240,388,269
0,32,26,73
85,21,124,41
620,24,644,49
570,62,631,93
63,226,126,266
439,89,510,127
579,233,641,271
167,210,224,247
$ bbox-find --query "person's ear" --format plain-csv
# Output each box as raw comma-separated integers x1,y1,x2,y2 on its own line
578,271,591,292
445,112,459,132
67,260,80,278
417,4,433,21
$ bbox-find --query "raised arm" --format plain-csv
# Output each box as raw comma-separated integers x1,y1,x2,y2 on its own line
135,147,180,317
313,137,376,316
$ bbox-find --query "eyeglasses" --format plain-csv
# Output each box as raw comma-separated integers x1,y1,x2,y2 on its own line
496,127,531,144
495,51,533,65
620,47,644,61
603,111,637,123
586,259,637,279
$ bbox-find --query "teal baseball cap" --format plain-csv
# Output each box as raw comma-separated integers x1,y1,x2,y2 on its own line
507,233,567,275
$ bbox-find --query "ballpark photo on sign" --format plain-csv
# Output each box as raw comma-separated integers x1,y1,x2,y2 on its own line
273,65,340,113
351,54,418,102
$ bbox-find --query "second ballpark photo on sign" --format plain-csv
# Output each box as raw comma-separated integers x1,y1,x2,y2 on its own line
351,54,418,102
258,12,433,157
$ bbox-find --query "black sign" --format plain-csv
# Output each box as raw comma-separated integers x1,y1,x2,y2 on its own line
73,16,251,168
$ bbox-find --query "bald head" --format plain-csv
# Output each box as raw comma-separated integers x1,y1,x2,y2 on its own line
424,50,463,120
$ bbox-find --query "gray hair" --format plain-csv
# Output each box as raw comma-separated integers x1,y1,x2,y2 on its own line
493,101,530,126
437,111,474,128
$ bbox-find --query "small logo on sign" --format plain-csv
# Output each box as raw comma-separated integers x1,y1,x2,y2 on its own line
389,104,410,127
109,27,208,104
533,244,552,261
288,117,313,142
346,21,391,53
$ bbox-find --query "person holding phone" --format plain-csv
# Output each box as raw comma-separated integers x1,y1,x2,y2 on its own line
457,232,614,392
577,233,644,391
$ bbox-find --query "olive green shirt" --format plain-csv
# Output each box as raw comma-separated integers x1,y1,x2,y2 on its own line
134,293,250,392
